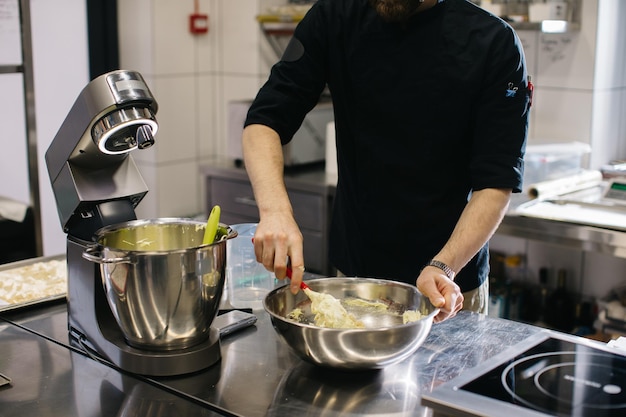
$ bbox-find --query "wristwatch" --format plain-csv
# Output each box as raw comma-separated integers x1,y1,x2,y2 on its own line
424,259,455,279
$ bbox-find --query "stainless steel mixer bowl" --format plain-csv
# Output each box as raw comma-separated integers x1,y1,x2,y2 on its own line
82,218,237,351
264,277,439,370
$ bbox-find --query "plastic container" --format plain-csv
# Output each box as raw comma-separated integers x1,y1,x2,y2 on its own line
226,223,277,309
523,141,591,189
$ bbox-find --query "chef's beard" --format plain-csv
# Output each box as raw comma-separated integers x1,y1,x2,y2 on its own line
368,0,425,22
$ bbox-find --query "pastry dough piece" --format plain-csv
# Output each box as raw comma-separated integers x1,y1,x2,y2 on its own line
0,260,67,305
402,309,422,324
305,288,364,329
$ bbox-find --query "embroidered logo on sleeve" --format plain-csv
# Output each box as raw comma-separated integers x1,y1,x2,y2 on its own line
506,82,518,98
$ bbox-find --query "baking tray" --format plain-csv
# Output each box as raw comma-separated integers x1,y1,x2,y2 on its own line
0,254,66,313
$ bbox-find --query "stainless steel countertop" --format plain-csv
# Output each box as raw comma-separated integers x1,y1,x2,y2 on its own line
1,301,541,417
499,211,626,259
0,304,226,417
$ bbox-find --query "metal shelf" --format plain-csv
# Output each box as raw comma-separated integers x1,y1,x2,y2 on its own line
481,0,582,33
259,21,297,35
258,20,298,58
510,20,580,34
0,65,23,74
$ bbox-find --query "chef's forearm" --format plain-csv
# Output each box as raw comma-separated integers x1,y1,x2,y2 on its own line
433,188,512,276
242,124,293,218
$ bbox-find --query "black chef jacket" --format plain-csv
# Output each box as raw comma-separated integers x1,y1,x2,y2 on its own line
245,0,531,292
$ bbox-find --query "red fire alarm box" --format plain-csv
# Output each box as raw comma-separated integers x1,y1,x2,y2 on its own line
189,13,209,34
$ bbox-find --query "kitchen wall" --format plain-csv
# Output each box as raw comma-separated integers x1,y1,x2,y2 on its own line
519,0,626,169
117,0,283,221
518,2,597,147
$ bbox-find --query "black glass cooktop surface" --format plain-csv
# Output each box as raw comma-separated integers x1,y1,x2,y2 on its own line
422,331,626,417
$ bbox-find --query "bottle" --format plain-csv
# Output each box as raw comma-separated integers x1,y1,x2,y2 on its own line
545,269,575,332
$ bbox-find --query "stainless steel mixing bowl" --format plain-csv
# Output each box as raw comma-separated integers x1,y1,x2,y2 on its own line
264,277,439,370
83,218,237,351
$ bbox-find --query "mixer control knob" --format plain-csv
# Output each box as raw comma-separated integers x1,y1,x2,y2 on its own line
136,124,155,149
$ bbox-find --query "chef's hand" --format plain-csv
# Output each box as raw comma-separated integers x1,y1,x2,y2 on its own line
416,267,464,323
252,213,305,294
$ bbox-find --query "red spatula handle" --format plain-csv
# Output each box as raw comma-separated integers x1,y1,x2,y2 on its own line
251,238,309,290
286,266,310,290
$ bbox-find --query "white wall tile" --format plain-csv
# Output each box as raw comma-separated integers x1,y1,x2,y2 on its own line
197,74,219,158
516,30,539,77
145,76,198,163
260,0,286,9
530,88,593,143
532,0,597,90
134,160,200,218
0,73,29,204
155,162,201,217
258,29,280,76
153,0,196,74
196,155,223,216
216,74,268,157
196,0,219,73
219,0,261,75
134,162,158,219
221,74,265,105
535,32,595,90
117,0,270,220
118,0,154,74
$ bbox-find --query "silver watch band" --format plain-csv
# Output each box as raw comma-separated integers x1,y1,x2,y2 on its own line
425,259,455,279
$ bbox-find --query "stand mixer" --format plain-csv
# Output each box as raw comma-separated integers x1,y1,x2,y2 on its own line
45,70,222,376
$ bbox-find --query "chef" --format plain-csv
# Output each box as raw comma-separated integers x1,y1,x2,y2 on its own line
242,0,531,322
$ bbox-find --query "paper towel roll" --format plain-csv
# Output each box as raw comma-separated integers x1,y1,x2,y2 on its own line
527,170,603,199
0,196,29,222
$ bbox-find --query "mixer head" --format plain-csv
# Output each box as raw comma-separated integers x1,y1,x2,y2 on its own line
45,70,159,238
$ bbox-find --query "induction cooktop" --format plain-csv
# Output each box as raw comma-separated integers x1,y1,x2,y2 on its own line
421,330,626,417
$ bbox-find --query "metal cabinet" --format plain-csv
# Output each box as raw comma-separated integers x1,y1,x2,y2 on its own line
202,163,335,275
